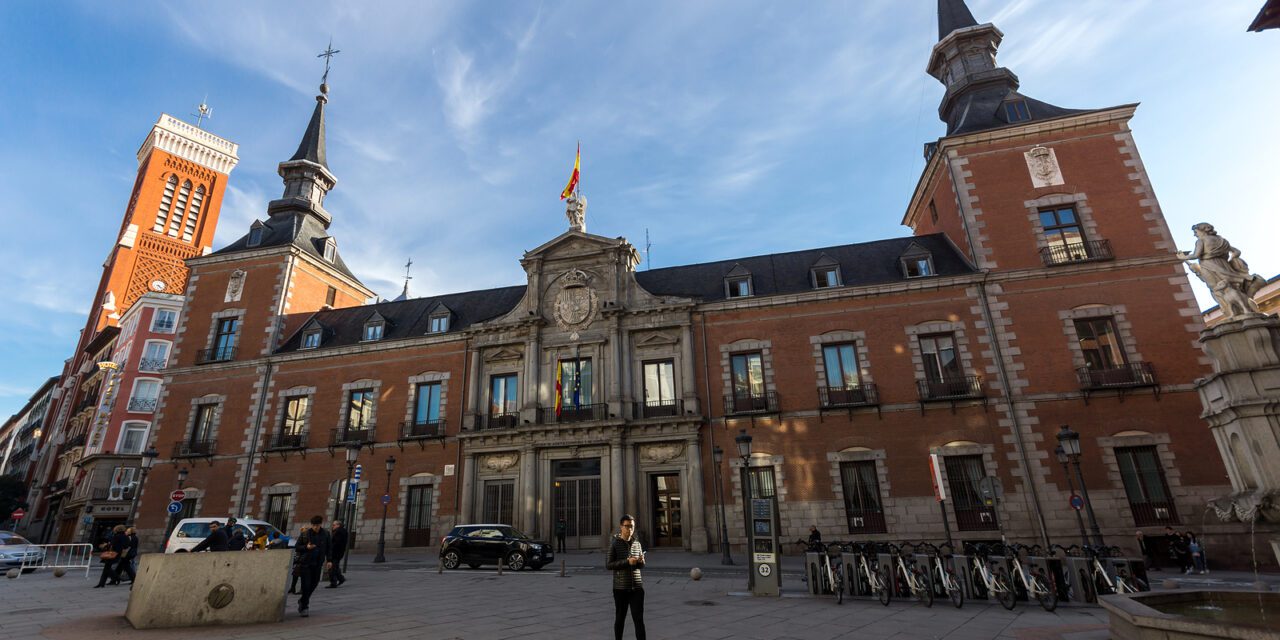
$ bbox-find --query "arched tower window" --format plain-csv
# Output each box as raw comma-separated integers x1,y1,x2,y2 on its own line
152,175,179,233
168,180,193,237
181,185,205,241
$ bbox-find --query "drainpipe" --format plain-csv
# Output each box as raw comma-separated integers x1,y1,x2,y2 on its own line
942,148,1051,549
454,337,471,514
237,360,274,516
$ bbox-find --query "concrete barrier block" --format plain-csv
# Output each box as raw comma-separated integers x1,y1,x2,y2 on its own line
126,550,292,629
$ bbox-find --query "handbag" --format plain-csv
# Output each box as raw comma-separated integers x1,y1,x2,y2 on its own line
100,550,119,561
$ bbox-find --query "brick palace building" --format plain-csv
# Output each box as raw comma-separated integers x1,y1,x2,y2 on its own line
134,2,1249,562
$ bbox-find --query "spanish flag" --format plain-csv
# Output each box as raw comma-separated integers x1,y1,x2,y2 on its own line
554,361,564,417
560,143,580,200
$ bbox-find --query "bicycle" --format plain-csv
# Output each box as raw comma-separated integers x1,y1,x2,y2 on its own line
796,539,844,604
1005,543,1057,612
888,542,933,607
919,541,964,608
851,542,892,606
1051,544,1145,603
964,542,1016,610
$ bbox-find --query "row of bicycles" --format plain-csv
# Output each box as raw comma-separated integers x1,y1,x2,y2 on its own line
799,539,1149,610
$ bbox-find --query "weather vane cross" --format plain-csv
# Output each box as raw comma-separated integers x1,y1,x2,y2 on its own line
192,95,212,128
403,258,414,286
318,38,341,85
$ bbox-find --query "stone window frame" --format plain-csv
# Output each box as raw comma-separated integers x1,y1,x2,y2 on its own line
396,472,442,546
809,331,874,390
115,420,151,455
719,338,776,398
482,346,524,415
1023,192,1102,254
826,449,892,534
127,376,163,411
929,442,1002,526
273,386,316,440
1058,304,1144,371
151,307,179,334
338,379,382,431
260,482,299,535
205,308,246,354
1096,431,1183,525
904,320,977,382
404,372,450,427
139,339,172,371
186,394,226,444
631,331,682,411
729,452,787,504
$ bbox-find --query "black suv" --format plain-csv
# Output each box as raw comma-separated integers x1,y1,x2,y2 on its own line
439,524,554,571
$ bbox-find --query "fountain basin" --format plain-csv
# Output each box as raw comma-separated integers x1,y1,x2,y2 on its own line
1100,590,1280,640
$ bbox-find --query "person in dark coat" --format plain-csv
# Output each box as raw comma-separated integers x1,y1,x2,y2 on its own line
192,521,230,552
605,514,646,640
294,515,332,617
227,524,247,552
288,525,307,594
112,526,139,584
326,520,348,588
94,525,129,588
555,518,567,553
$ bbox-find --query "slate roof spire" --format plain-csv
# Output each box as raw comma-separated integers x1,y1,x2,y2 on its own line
937,0,978,40
266,81,338,227
289,86,328,168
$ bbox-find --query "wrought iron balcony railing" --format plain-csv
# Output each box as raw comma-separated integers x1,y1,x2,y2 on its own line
330,426,376,446
632,399,683,419
197,346,237,364
1076,362,1156,389
917,376,984,401
127,397,158,413
473,412,520,431
1040,239,1113,266
138,357,168,372
266,432,307,450
400,420,445,439
539,403,608,425
723,391,779,416
172,439,216,458
818,384,879,409
91,487,133,502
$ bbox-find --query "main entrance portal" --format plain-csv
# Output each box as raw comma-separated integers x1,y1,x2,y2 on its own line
650,473,683,547
552,459,601,549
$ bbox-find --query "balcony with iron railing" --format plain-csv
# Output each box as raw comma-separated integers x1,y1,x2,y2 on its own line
538,403,608,425
916,375,984,402
91,487,133,502
473,412,520,431
138,357,168,372
723,391,779,416
266,432,307,450
1039,239,1114,267
127,397,158,413
197,346,237,364
1076,361,1156,389
631,399,684,420
818,384,879,409
172,439,216,458
399,420,445,440
330,426,377,446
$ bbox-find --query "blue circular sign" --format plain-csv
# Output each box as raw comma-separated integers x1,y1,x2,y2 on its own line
381,494,391,506
167,501,183,514
1069,494,1085,511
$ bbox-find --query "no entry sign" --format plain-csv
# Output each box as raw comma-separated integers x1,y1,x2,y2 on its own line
170,490,186,502
10,508,25,520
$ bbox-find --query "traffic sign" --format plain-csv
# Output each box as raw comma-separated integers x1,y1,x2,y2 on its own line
1069,494,1085,511
167,502,183,514
170,490,186,502
354,464,363,480
346,482,357,503
381,494,391,506
10,508,25,520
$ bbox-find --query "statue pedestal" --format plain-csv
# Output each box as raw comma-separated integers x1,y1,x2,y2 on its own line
1196,314,1280,566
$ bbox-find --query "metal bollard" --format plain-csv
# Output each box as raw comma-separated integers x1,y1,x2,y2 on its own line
560,557,567,577
438,561,444,574
497,560,503,576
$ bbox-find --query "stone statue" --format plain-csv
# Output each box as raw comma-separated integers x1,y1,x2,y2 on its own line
565,193,587,232
1178,222,1266,320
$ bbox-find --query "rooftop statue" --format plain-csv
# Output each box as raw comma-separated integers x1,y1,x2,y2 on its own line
1178,223,1266,320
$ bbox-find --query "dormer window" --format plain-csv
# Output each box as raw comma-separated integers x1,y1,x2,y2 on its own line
1004,100,1031,123
322,238,337,263
724,264,753,298
428,314,450,334
301,330,322,349
363,321,384,342
810,255,842,289
899,243,936,278
247,222,264,248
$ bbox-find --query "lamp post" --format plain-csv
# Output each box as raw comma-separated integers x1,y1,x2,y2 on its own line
1057,425,1104,547
734,429,753,587
711,445,733,565
127,447,158,527
1055,444,1091,548
374,455,395,563
160,466,188,552
342,442,360,572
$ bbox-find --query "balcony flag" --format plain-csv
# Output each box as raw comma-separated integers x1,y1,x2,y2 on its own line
555,360,564,417
560,143,580,200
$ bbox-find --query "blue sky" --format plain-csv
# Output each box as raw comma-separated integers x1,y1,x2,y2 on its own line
0,0,1276,417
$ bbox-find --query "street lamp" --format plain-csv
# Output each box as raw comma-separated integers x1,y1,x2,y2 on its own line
342,442,361,571
711,445,733,565
734,430,753,586
127,447,159,527
374,456,396,563
1055,445,1090,548
160,466,189,552
1057,425,1104,546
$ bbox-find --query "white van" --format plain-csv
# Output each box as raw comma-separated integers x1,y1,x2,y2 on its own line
164,518,293,553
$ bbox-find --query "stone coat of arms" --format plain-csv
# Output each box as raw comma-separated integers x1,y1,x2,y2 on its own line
553,269,598,336
1023,145,1064,188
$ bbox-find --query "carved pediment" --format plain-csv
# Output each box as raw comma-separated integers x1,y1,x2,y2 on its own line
485,346,524,362
639,442,685,464
480,452,520,473
634,332,679,349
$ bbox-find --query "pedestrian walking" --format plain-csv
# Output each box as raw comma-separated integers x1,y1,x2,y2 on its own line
1169,530,1192,574
192,521,230,552
94,525,129,588
294,515,332,618
606,514,646,640
113,526,139,584
556,517,567,553
326,520,348,588
1188,532,1207,574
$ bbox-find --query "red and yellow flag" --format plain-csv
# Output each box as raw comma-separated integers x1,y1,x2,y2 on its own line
560,143,580,200
554,361,564,417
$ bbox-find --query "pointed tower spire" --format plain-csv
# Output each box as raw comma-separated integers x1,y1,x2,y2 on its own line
267,81,338,226
937,0,979,40
288,88,328,168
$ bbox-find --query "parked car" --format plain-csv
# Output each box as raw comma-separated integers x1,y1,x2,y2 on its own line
0,531,45,573
439,524,553,571
164,518,293,553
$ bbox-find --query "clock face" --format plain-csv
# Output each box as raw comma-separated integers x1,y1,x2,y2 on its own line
150,280,167,292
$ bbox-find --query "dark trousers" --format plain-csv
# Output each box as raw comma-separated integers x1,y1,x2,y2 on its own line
95,559,118,586
557,535,566,553
329,557,345,586
113,557,137,583
297,564,322,611
613,588,645,640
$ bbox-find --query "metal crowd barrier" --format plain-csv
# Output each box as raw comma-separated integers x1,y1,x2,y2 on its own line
17,544,94,579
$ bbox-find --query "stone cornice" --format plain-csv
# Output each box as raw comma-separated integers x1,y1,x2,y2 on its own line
137,114,239,175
